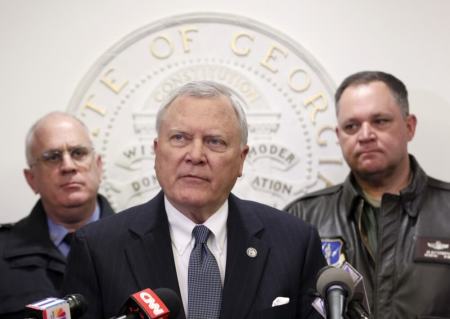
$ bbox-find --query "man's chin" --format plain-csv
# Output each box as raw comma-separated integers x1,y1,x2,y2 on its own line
354,157,385,171
61,194,92,208
171,192,217,209
354,166,388,181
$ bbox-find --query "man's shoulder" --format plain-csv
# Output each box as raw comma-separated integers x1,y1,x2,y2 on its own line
232,194,291,218
8,200,47,232
0,223,14,231
286,184,344,207
84,200,148,228
427,175,450,192
413,156,450,192
80,195,163,236
231,194,315,231
98,194,115,217
2,212,36,237
302,184,344,199
282,184,346,221
0,223,13,243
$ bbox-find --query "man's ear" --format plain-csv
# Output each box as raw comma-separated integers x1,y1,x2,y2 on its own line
238,145,250,177
24,168,39,194
406,114,417,141
95,154,104,178
335,125,342,142
153,138,159,170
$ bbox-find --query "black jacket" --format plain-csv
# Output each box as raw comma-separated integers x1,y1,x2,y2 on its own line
62,192,326,319
285,156,450,319
0,195,114,319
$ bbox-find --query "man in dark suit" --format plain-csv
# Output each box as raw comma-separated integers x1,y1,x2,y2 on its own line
0,112,114,319
63,81,325,319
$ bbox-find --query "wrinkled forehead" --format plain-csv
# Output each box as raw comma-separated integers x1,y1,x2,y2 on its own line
164,95,237,121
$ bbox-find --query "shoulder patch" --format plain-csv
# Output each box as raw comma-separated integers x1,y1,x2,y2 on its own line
321,238,346,267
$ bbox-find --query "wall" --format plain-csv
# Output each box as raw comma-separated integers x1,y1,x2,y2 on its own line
1,0,449,222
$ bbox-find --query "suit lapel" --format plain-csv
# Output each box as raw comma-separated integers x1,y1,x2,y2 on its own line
122,193,269,319
124,192,185,318
221,195,269,319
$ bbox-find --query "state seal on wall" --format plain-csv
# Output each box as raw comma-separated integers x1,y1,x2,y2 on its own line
68,12,347,211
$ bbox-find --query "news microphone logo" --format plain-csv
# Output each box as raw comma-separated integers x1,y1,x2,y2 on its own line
131,288,169,318
25,294,87,319
25,297,70,319
111,288,180,319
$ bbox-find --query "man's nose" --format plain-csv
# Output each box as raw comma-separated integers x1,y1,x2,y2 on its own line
60,152,77,171
186,140,206,164
358,122,376,141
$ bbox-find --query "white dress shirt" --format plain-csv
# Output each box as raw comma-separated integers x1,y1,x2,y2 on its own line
165,196,228,316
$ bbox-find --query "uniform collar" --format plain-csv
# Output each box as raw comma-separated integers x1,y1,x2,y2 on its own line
343,155,427,219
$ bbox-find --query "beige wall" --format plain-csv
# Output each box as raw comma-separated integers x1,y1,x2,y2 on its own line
1,0,449,222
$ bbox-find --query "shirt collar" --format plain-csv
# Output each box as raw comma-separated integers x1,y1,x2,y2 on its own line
47,201,100,246
345,154,426,218
165,196,228,256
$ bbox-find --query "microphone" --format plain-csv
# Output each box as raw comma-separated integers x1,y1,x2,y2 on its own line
347,300,370,319
24,294,87,319
111,288,181,319
340,262,370,319
316,266,354,319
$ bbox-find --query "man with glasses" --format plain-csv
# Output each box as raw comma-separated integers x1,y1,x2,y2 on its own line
0,111,114,319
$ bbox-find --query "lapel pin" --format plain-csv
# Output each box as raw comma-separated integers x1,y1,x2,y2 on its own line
246,247,258,258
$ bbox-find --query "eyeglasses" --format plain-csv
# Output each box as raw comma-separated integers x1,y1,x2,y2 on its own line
30,146,94,168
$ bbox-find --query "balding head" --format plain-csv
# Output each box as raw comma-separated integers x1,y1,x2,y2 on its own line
23,111,103,228
25,111,92,166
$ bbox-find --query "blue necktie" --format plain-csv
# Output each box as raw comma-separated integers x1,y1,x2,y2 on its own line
63,232,74,246
188,225,222,319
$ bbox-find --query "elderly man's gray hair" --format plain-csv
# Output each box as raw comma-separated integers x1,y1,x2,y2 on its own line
155,81,248,146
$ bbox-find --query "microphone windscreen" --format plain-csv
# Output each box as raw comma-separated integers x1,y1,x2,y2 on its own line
316,266,354,299
153,288,181,319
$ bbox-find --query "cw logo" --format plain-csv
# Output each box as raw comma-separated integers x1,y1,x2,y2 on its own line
139,291,164,316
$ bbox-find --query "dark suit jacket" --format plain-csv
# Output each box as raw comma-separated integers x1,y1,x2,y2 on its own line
0,195,114,319
63,192,325,319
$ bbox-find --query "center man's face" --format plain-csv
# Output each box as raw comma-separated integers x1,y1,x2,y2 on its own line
154,95,249,217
